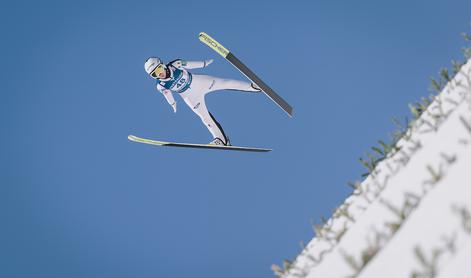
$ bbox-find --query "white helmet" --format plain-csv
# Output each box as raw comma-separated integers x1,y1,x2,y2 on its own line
144,57,164,76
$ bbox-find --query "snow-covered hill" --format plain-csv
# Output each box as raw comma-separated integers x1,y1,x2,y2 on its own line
275,59,471,278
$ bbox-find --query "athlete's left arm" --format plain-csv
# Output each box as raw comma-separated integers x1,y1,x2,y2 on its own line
171,59,213,69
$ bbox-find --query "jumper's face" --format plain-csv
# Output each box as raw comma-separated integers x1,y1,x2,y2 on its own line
150,64,167,79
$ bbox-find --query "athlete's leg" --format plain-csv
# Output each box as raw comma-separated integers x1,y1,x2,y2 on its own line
199,102,229,145
181,88,229,145
207,76,260,93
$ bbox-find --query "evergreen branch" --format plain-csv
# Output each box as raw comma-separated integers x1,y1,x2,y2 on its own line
452,205,471,233
440,68,451,82
426,165,442,184
371,146,384,156
429,77,443,93
271,264,285,277
462,47,471,59
451,60,464,74
340,249,362,272
409,103,421,119
459,116,471,135
461,32,471,41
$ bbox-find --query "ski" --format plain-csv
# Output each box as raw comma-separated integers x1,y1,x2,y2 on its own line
198,32,293,117
128,135,272,152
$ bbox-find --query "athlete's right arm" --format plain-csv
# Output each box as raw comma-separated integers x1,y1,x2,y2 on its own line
171,59,213,69
157,84,177,113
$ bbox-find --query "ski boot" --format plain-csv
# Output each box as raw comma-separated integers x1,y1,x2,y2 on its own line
250,82,262,92
209,137,231,146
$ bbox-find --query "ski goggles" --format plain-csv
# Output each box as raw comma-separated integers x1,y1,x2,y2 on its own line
150,64,166,78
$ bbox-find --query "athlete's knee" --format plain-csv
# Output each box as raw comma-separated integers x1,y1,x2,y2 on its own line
213,79,233,90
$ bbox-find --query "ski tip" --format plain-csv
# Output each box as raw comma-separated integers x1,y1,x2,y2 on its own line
198,32,210,42
198,32,230,58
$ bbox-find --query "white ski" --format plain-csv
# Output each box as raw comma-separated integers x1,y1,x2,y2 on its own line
128,135,272,152
198,32,293,117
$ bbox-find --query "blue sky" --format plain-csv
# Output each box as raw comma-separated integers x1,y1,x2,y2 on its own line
1,0,470,277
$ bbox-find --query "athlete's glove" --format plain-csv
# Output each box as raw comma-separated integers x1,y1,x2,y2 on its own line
204,59,214,67
171,102,177,113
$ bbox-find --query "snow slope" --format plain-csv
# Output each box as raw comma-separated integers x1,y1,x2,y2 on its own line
278,59,471,278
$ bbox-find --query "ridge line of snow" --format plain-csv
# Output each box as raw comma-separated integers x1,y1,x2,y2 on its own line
280,59,471,278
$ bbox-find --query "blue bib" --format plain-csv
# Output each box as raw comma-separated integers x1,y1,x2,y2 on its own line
158,64,192,93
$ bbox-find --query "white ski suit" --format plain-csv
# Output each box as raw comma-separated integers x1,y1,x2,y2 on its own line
156,59,259,145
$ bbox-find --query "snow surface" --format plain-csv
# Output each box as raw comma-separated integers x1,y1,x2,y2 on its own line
280,59,471,278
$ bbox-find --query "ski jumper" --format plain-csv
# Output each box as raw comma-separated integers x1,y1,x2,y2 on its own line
156,59,259,144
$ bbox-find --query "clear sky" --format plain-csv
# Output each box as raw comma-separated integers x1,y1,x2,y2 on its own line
1,0,470,277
